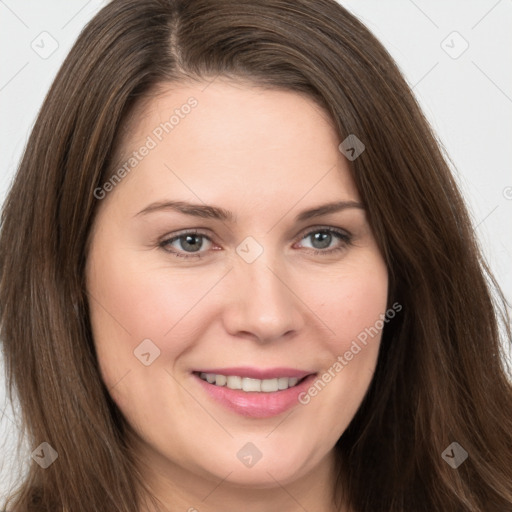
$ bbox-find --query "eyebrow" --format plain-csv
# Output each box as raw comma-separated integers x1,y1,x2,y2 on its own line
135,199,364,222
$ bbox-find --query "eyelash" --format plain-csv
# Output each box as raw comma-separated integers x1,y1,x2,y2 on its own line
158,227,352,260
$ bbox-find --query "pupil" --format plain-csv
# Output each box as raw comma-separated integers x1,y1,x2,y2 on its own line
181,234,202,252
312,231,331,249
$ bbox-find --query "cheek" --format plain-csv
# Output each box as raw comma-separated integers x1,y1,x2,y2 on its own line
294,259,388,433
311,260,389,351
86,246,224,386
295,258,388,402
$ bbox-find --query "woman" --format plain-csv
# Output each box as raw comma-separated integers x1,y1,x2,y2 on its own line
1,0,511,511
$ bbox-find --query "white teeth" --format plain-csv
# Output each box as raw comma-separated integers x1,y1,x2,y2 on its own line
242,377,261,392
198,373,304,392
215,374,227,386
277,377,289,390
261,378,279,392
226,375,242,390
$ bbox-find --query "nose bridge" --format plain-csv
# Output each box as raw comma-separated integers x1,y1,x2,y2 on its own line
224,241,303,342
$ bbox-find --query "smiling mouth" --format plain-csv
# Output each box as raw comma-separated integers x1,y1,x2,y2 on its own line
193,372,309,392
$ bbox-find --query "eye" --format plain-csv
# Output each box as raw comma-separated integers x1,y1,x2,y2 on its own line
159,226,352,260
297,227,352,255
159,230,214,259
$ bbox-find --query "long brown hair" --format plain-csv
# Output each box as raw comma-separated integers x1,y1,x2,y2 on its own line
1,0,511,511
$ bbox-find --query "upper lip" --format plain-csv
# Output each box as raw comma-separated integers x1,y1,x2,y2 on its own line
193,367,315,380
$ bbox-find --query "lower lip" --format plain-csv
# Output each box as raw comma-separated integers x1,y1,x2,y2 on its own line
193,373,317,418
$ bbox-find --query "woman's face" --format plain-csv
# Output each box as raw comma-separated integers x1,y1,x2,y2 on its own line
86,79,388,497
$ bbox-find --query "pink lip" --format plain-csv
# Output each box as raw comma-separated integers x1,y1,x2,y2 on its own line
193,366,312,380
191,369,317,419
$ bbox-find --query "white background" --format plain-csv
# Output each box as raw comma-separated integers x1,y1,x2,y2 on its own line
1,0,511,501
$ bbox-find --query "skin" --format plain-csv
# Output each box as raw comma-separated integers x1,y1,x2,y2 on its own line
85,79,388,512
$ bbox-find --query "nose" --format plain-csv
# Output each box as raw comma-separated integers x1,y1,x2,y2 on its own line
221,252,305,344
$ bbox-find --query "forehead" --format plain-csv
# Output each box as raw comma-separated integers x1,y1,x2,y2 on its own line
105,79,360,215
